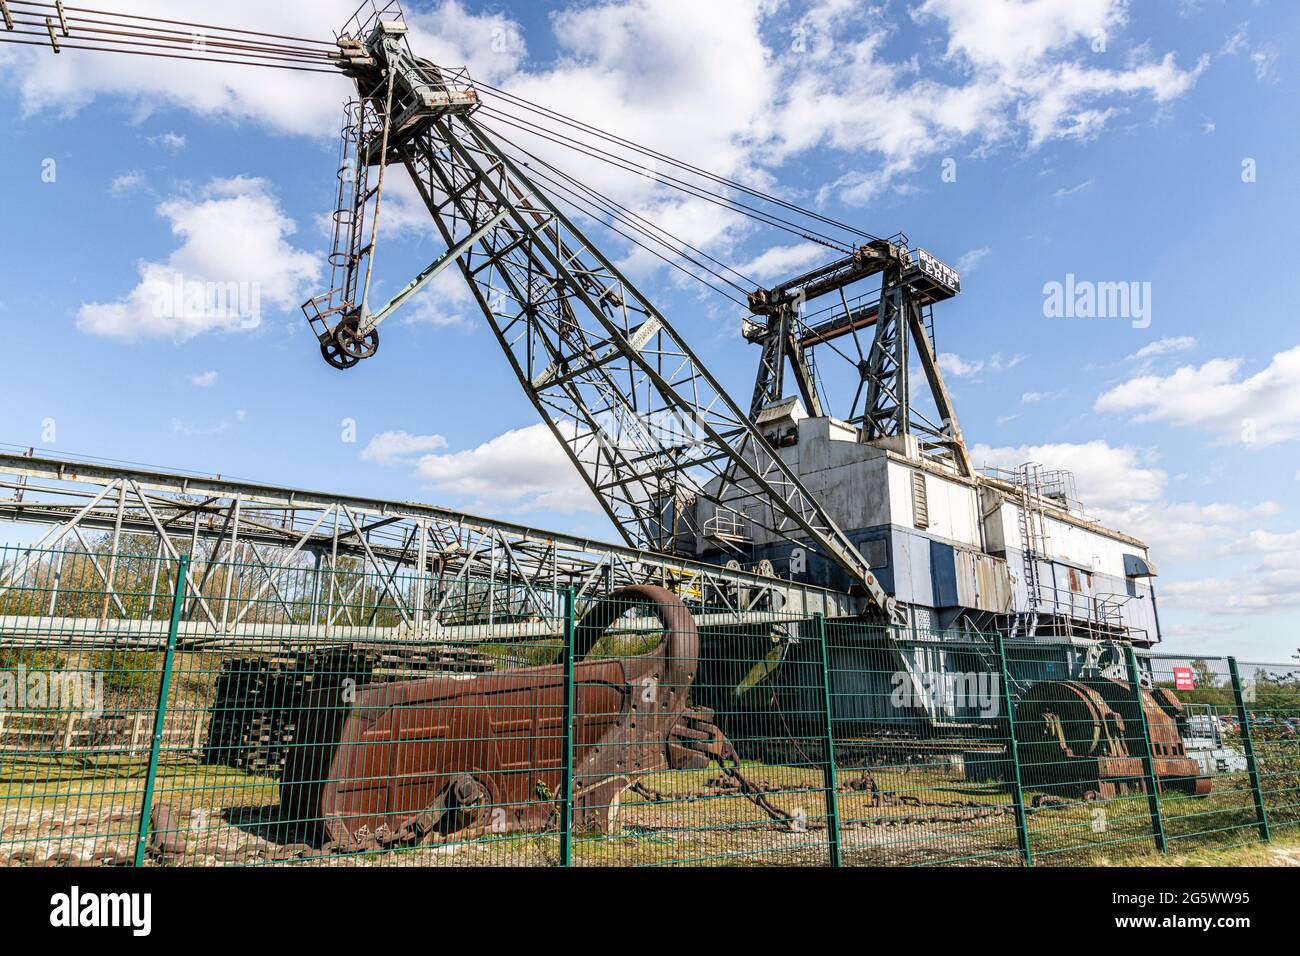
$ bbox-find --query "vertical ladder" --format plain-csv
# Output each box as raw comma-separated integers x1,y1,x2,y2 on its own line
1012,463,1050,639
303,101,372,340
922,304,937,355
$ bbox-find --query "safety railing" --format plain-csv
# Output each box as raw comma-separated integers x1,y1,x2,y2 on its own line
1,543,1296,867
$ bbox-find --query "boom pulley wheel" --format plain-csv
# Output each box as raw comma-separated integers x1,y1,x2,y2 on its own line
335,316,380,360
320,338,361,371
318,314,380,371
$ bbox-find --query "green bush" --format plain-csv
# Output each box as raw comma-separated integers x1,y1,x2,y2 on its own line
88,648,161,696
0,645,65,672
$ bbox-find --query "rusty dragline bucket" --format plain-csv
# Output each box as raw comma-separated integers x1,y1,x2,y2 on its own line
280,585,739,851
1013,677,1211,801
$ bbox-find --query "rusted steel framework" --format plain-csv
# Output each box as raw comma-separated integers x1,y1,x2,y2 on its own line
0,450,858,645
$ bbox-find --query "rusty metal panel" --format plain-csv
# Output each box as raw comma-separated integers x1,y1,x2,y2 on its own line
955,549,1013,614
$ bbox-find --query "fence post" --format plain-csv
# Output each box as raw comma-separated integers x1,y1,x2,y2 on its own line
558,588,576,867
1123,644,1167,854
813,614,842,867
1228,656,1271,844
994,632,1032,866
134,554,188,867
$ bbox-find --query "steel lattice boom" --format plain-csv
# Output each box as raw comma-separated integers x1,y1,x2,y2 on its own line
304,17,900,620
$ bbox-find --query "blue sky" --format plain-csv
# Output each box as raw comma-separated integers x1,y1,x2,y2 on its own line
1,0,1298,660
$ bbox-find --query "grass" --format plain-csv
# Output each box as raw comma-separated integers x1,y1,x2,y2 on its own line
1081,832,1300,867
1,746,1297,868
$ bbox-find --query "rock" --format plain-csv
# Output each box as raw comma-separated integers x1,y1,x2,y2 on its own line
149,802,190,857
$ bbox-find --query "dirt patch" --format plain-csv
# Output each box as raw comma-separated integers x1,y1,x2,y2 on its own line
1268,845,1300,866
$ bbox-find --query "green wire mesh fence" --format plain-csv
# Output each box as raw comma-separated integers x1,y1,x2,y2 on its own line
1237,657,1300,839
826,623,1025,866
1,544,1296,867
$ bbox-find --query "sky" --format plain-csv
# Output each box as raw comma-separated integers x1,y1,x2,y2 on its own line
0,0,1298,661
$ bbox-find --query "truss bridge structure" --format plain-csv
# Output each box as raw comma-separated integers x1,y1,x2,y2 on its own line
0,450,859,649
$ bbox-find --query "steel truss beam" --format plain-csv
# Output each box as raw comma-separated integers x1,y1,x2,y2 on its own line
860,267,973,478
0,452,860,639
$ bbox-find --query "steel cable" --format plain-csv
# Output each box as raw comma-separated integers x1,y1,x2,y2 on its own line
483,122,757,294
0,32,341,72
8,1,337,47
0,1,877,290
473,79,879,242
480,106,854,254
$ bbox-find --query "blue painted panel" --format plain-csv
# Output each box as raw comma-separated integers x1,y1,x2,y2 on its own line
930,539,958,607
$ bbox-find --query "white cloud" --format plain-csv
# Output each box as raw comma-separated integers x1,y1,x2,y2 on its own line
1127,336,1196,360
956,246,992,274
941,351,1024,379
974,439,1166,513
1052,178,1095,198
1221,25,1250,57
1015,53,1206,148
0,0,1210,266
361,431,450,467
1159,504,1300,624
921,0,1125,73
398,269,478,330
148,132,187,152
188,370,218,388
0,1,526,138
988,353,1025,373
1022,389,1065,403
2,1,354,137
1251,49,1279,84
1095,346,1300,446
1240,527,1300,557
774,0,1208,203
1108,500,1282,563
739,243,829,283
939,352,985,378
1164,564,1300,617
110,171,146,197
77,177,319,342
169,415,234,436
1218,22,1279,85
499,0,778,265
414,423,596,515
973,438,1295,568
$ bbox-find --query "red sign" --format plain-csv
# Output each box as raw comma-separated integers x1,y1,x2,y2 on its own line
1174,667,1195,691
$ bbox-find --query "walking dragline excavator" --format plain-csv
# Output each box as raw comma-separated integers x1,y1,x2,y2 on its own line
2,2,1203,844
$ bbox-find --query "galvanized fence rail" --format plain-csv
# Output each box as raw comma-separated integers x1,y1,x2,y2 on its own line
1,544,1297,867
